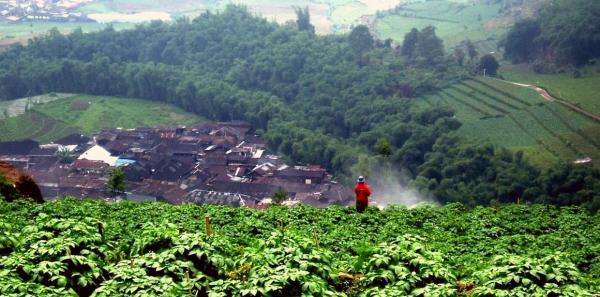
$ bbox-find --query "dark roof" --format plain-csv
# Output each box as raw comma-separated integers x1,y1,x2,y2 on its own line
162,187,188,204
28,156,59,171
227,154,248,164
151,157,194,182
55,134,90,146
169,142,199,155
123,161,152,182
210,181,277,197
29,147,58,156
104,141,128,155
0,139,39,155
73,159,107,169
275,168,325,179
203,165,230,182
131,179,180,199
242,134,266,146
205,154,228,166
96,130,118,144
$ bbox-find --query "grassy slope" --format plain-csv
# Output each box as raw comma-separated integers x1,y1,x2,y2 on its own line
501,64,600,115
0,95,205,143
413,77,600,168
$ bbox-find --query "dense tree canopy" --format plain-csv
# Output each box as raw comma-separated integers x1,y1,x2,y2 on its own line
400,26,445,66
501,19,541,64
501,0,600,66
478,54,499,76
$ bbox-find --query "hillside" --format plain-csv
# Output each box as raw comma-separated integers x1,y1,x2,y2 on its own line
1,6,599,209
0,95,205,143
373,0,546,51
0,199,598,295
412,77,600,168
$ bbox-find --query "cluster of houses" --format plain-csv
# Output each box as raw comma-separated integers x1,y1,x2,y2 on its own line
0,121,353,207
1,0,92,23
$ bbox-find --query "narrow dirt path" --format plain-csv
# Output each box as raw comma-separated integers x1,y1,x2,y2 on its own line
489,77,600,124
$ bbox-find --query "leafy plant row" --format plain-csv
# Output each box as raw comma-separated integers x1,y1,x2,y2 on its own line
1,199,599,296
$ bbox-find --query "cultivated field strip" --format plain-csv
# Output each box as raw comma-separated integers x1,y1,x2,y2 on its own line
469,78,540,106
446,87,509,115
544,104,600,150
425,94,488,122
450,84,518,112
521,107,584,158
461,80,533,108
438,91,494,117
507,114,560,158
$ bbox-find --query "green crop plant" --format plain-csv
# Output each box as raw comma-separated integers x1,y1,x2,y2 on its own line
1,199,599,296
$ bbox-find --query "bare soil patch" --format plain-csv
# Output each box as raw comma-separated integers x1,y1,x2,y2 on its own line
70,99,91,111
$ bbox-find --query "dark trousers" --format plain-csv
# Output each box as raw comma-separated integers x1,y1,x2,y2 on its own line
356,200,368,213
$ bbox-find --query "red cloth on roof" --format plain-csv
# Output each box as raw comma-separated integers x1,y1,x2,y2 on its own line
354,182,371,204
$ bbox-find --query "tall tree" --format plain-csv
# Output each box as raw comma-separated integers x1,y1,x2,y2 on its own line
415,26,444,65
375,138,393,157
348,25,374,64
464,39,478,61
478,54,499,75
454,47,466,66
401,28,419,59
107,167,126,197
294,6,315,35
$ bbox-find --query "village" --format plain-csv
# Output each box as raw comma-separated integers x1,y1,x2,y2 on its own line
0,121,353,207
0,0,92,23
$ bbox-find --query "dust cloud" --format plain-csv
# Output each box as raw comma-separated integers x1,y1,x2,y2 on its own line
352,157,438,209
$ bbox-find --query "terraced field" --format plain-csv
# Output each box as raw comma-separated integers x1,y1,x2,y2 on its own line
0,95,206,143
414,77,600,168
0,111,78,144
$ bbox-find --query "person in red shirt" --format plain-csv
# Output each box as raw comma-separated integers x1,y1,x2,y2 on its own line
354,176,371,213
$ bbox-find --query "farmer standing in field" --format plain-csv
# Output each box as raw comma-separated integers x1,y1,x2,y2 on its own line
354,176,371,213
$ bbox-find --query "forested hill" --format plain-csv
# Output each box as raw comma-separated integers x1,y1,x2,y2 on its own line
0,6,599,209
502,0,600,67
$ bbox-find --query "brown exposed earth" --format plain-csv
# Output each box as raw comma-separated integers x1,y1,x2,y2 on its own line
70,99,91,111
0,161,44,203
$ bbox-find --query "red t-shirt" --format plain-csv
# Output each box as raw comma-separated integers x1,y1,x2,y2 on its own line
354,183,371,203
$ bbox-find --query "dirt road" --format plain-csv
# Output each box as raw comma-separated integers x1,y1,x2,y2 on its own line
491,77,600,124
